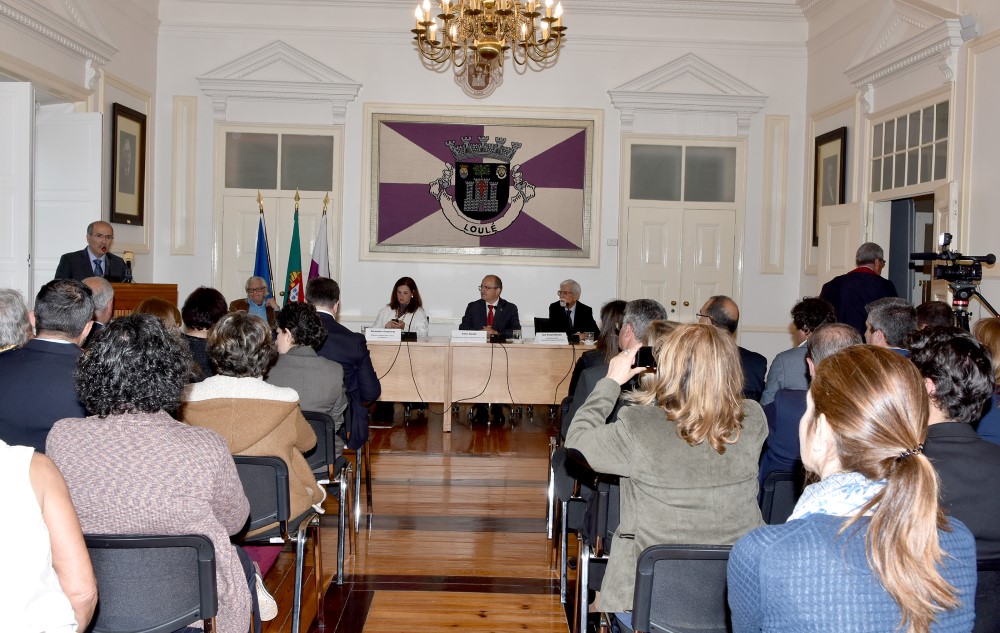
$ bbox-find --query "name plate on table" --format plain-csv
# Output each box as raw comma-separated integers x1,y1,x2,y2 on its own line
534,332,569,344
366,328,401,342
451,330,488,342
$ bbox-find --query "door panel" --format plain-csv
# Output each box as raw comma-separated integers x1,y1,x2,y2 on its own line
624,205,682,308
0,83,32,296
683,209,735,321
817,203,862,289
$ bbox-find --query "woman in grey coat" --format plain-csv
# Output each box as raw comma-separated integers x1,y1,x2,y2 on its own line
565,323,766,626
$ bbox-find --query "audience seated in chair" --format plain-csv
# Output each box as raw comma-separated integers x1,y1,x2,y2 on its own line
760,296,834,406
46,314,262,633
697,295,767,401
181,311,324,536
567,299,626,398
566,323,766,621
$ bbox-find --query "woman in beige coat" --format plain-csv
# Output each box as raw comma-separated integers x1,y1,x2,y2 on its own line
182,311,324,534
565,323,766,627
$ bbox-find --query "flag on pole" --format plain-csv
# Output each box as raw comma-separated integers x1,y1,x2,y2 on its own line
309,212,329,281
252,212,274,301
283,208,304,306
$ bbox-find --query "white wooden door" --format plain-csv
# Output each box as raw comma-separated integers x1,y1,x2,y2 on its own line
34,108,103,291
623,205,735,322
221,192,328,305
817,202,863,289
928,182,957,302
0,83,33,297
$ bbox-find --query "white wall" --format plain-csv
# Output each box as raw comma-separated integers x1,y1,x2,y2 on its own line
152,0,810,360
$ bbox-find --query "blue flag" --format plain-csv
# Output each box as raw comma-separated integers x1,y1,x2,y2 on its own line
252,214,274,301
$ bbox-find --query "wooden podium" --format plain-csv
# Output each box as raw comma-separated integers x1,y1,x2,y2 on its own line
110,283,179,317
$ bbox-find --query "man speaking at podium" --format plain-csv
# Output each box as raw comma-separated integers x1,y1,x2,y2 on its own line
54,221,126,282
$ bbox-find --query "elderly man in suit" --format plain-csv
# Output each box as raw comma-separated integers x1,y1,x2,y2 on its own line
819,241,898,337
698,295,768,401
0,279,93,452
54,221,127,282
229,276,277,328
546,279,599,339
306,277,381,450
460,274,521,339
82,277,114,347
910,326,1000,560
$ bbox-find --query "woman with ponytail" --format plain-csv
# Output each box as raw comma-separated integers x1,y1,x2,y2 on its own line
728,345,976,633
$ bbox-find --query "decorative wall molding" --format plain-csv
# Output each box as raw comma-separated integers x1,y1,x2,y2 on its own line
196,40,362,123
760,115,789,274
171,96,198,256
0,1,117,87
844,2,973,114
608,53,767,135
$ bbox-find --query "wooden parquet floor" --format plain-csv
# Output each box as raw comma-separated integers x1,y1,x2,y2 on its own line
260,405,570,633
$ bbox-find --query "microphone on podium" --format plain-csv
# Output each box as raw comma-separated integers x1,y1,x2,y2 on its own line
122,250,134,283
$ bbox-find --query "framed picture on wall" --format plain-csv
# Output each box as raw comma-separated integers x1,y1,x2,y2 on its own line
812,126,847,246
110,103,146,226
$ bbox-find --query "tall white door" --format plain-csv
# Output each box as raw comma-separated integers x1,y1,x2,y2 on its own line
221,192,328,305
623,205,735,322
0,83,33,297
34,108,103,291
817,202,862,289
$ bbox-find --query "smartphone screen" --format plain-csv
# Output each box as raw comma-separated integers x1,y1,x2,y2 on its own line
633,346,657,369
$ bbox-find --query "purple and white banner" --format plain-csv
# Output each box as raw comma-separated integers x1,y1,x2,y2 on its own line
367,110,597,262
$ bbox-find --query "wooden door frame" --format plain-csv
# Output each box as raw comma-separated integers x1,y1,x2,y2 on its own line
617,134,746,307
212,122,344,289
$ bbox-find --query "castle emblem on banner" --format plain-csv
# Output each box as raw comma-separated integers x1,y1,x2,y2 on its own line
429,136,536,236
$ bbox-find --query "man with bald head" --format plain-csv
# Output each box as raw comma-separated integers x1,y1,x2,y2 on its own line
698,295,767,401
54,221,127,282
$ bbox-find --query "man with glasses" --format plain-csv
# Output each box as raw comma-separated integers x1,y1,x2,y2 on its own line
546,279,599,339
54,221,127,282
819,242,898,337
229,276,277,327
460,274,521,339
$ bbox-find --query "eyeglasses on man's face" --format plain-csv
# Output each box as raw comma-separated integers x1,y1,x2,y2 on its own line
478,285,499,290
696,312,714,324
557,290,576,297
247,287,268,294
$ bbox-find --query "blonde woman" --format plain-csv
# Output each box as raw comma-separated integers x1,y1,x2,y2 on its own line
565,323,766,625
728,345,976,632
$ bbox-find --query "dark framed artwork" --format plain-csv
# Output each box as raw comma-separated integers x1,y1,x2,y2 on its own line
110,103,146,226
812,126,847,246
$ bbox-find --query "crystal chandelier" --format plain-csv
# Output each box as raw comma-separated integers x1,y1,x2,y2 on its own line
411,0,566,72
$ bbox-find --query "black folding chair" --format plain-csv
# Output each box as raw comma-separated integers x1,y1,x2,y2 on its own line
631,544,733,633
232,455,323,633
85,533,218,633
975,557,1000,633
759,469,803,525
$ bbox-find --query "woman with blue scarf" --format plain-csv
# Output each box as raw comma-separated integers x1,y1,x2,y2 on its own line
728,345,977,633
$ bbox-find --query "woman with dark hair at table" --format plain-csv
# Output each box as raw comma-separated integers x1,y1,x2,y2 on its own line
181,311,324,531
372,276,429,336
566,323,766,628
46,314,266,632
180,286,228,380
267,301,348,455
728,346,976,633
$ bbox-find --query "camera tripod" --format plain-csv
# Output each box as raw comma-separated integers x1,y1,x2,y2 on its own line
949,281,998,332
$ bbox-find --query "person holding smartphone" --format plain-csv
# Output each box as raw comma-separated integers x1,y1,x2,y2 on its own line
372,276,429,337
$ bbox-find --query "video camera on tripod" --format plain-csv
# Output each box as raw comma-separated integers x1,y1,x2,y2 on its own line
910,232,997,331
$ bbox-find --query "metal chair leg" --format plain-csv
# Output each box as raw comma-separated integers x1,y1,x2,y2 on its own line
353,447,363,533
310,517,325,629
573,539,590,633
560,499,569,604
292,525,308,633
546,437,556,540
337,466,347,585
364,441,373,528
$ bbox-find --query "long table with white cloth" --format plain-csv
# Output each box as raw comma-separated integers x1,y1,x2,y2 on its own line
366,337,590,431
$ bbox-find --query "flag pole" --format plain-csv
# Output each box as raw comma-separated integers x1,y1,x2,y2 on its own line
257,190,275,298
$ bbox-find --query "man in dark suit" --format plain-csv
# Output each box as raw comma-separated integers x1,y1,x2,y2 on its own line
229,276,277,328
910,326,1000,560
54,221,127,282
698,295,767,401
306,277,381,450
759,323,861,487
0,279,93,452
460,274,521,339
546,279,599,339
819,242,897,337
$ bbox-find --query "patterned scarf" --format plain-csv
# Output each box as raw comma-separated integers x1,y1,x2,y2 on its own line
788,471,885,521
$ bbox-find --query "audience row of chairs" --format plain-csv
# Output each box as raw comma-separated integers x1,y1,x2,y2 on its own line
83,410,355,633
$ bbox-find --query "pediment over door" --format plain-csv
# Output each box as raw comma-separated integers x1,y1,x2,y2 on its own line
197,40,362,123
607,53,766,136
844,1,979,113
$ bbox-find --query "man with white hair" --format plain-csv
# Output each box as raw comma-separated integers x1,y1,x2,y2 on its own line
546,279,598,338
82,277,114,347
229,275,277,327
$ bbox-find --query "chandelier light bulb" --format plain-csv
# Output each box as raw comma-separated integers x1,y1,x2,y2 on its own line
555,2,562,18
414,5,422,19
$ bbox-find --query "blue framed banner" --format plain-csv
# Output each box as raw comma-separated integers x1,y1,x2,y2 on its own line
362,104,602,265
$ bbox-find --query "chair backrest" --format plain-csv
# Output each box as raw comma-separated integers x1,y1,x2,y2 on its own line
85,534,217,633
302,410,336,475
975,558,1000,633
233,455,291,535
760,469,802,525
632,544,733,633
